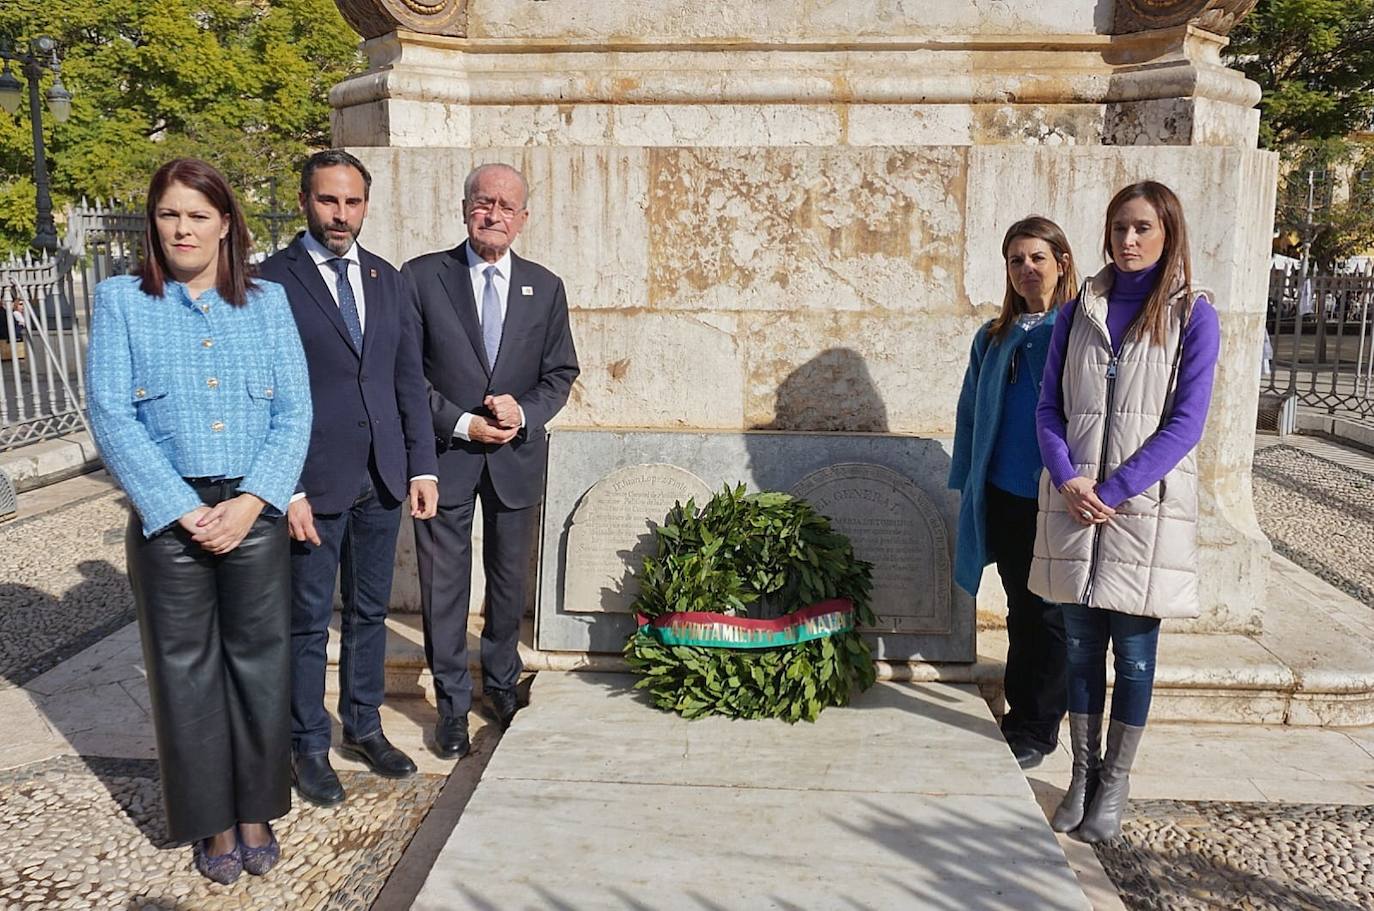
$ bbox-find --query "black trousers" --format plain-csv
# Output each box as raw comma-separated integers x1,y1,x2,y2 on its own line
126,478,291,844
986,484,1067,753
415,466,539,721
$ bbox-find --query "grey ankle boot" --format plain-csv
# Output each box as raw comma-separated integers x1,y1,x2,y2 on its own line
1051,713,1102,833
1077,719,1145,843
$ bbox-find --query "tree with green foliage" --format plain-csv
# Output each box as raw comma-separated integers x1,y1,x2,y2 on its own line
1228,1,1374,264
0,0,364,255
1228,0,1374,148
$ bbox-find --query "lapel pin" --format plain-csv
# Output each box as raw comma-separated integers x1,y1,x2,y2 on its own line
521,285,534,296
369,268,378,278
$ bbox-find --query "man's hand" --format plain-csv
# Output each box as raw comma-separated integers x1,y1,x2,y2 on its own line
192,494,267,554
484,393,522,430
410,478,439,520
468,414,519,445
288,497,322,546
1058,477,1116,527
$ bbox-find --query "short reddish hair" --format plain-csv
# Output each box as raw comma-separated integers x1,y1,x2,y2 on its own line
137,158,256,307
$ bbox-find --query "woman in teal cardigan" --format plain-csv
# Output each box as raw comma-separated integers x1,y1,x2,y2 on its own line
88,159,310,884
949,216,1078,770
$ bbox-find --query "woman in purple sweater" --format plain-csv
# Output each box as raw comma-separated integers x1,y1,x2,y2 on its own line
1030,181,1220,843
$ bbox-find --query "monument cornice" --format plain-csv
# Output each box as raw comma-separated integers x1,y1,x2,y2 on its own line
330,26,1259,113
333,0,1259,42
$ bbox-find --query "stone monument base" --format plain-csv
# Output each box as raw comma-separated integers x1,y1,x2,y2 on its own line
537,428,973,662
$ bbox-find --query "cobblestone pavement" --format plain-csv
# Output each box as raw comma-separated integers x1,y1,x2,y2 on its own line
1252,443,1374,608
1096,800,1374,911
0,755,444,910
1092,438,1374,910
0,491,132,687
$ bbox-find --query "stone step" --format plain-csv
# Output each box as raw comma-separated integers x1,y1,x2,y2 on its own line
332,555,1374,726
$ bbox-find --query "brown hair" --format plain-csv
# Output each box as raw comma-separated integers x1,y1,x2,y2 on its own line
1102,180,1192,347
988,216,1078,340
137,158,256,307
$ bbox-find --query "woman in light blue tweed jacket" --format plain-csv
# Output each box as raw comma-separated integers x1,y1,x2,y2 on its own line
88,158,311,884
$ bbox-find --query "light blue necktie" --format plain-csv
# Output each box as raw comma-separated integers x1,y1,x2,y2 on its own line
329,258,363,352
481,264,503,368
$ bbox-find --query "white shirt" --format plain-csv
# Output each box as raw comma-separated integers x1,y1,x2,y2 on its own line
454,243,525,442
301,231,366,334
290,232,436,503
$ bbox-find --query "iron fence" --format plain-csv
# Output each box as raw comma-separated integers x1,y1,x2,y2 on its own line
1263,265,1374,420
0,250,88,449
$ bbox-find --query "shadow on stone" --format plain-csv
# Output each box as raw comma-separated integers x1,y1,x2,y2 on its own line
80,756,173,848
827,797,1080,910
0,560,173,847
0,559,133,688
752,346,889,433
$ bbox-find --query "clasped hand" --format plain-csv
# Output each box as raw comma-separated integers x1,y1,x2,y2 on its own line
179,493,267,554
1058,477,1115,527
469,393,521,444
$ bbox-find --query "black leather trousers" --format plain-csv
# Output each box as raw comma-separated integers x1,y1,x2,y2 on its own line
125,478,291,844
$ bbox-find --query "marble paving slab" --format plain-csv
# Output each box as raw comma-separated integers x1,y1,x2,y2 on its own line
413,673,1089,910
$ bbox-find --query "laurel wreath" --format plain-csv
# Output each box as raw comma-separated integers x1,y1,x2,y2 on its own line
623,485,877,723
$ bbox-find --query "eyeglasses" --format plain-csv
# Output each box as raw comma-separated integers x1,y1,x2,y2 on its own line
468,198,524,220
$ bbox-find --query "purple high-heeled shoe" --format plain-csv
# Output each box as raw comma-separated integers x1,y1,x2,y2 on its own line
193,839,243,885
238,823,280,876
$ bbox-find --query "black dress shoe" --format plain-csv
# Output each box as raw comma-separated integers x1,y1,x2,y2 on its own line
1011,740,1047,770
339,731,417,779
487,687,520,729
292,752,346,807
434,715,470,759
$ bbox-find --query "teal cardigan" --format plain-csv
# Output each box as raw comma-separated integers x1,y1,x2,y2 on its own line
947,311,1058,595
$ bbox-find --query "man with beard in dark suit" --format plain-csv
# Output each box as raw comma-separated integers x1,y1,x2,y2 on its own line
402,163,579,758
260,150,439,805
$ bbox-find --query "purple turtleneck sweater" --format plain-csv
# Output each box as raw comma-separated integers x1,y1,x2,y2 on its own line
1036,262,1221,509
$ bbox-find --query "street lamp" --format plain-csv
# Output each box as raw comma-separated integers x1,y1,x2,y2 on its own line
0,37,73,253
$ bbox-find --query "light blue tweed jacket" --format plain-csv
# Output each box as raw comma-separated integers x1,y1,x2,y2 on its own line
88,275,312,537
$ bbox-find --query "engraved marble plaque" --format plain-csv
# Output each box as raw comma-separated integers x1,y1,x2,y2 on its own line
791,463,951,634
563,464,713,614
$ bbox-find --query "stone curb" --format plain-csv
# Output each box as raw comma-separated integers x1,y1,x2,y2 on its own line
0,432,100,493
1294,412,1374,454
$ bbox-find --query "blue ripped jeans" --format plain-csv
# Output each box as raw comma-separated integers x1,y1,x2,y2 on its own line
1061,604,1161,726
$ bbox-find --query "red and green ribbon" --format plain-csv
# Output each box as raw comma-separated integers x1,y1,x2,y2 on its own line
635,598,854,649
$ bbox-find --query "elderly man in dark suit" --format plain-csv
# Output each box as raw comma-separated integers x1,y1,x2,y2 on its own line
403,163,579,758
259,150,439,806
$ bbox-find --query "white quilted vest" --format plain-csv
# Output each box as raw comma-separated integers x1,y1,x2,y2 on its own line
1028,265,1207,619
